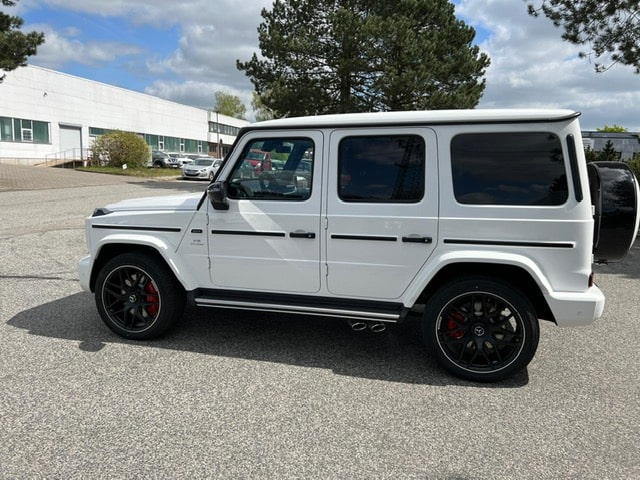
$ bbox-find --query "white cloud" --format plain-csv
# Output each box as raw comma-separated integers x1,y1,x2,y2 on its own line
21,0,270,116
16,0,640,129
456,0,640,130
26,24,143,69
144,80,253,115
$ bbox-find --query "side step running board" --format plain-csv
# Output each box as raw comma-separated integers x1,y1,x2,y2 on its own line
190,289,407,323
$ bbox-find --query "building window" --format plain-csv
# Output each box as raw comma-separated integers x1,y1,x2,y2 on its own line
209,121,239,136
0,117,50,144
33,121,50,143
1,117,13,141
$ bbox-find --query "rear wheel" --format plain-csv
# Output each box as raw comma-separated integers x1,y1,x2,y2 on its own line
423,276,539,382
94,253,185,339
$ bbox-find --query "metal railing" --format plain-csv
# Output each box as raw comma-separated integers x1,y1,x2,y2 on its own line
44,148,92,167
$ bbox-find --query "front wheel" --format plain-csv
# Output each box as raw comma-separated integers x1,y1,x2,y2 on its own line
423,276,539,382
94,252,185,339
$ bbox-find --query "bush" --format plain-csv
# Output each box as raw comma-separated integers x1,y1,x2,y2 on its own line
91,131,150,169
628,153,640,180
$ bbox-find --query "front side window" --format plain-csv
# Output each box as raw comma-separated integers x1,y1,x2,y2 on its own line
227,137,314,200
338,135,425,202
451,132,568,206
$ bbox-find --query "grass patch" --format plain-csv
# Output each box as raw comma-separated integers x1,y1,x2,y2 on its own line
76,166,181,178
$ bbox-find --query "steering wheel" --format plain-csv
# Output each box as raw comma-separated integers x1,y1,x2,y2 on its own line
259,171,277,190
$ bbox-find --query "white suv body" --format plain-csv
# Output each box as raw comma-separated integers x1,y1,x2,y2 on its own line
79,109,639,381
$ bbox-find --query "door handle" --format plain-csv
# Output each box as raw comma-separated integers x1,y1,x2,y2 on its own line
402,235,432,244
290,231,316,239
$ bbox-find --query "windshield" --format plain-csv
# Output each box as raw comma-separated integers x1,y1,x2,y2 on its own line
246,151,266,161
194,159,213,166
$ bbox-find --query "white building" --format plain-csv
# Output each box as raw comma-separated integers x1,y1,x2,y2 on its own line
0,65,249,165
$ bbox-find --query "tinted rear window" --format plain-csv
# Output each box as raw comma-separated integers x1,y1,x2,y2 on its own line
339,135,425,203
451,132,568,205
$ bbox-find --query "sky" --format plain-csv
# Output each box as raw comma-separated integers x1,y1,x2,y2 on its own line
10,0,640,130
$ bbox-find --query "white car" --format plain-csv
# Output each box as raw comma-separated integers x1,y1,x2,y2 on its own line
181,157,222,181
79,109,639,382
167,152,191,166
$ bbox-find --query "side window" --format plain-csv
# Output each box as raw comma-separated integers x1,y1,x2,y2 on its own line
451,132,568,206
338,135,425,203
227,137,314,200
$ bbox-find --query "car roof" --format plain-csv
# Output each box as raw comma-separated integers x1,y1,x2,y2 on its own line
247,109,580,131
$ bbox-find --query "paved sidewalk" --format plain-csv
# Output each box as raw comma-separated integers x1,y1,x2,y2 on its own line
0,163,177,192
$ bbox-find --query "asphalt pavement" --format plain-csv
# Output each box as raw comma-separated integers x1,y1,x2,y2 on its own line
0,164,638,479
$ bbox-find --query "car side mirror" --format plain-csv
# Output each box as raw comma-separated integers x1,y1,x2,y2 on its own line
207,181,229,210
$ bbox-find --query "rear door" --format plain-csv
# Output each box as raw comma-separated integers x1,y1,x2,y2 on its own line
325,128,438,299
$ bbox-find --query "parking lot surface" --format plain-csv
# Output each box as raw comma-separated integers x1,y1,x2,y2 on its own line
1,164,639,478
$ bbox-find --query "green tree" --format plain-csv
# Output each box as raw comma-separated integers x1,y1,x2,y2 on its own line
0,0,45,82
213,91,247,119
251,91,276,122
584,146,599,163
599,140,621,161
597,124,628,132
91,131,150,169
237,0,490,117
628,151,640,178
528,1,640,73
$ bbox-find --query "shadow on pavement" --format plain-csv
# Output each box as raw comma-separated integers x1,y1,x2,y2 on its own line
7,292,529,388
594,237,640,281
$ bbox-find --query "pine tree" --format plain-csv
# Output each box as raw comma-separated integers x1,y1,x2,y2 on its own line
528,1,640,73
0,0,45,82
237,0,490,117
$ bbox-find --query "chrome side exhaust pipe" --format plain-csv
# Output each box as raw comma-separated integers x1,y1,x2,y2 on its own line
347,320,387,333
348,320,368,331
369,322,386,333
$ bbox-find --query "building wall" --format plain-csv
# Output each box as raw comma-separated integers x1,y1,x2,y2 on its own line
0,65,248,165
581,131,640,161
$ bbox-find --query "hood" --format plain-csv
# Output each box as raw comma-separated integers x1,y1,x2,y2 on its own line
104,193,202,212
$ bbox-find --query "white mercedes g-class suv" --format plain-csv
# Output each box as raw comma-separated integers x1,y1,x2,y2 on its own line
79,109,639,382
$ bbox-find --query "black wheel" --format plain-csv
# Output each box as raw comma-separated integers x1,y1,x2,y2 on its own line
208,171,214,181
423,276,539,382
94,253,185,339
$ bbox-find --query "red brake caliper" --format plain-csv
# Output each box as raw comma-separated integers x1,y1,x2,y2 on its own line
145,281,159,316
446,311,465,339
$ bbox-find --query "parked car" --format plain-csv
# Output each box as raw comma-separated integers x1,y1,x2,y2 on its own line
182,157,222,181
150,150,181,168
168,152,191,166
246,149,272,173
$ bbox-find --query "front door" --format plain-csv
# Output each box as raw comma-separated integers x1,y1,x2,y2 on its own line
325,128,439,299
208,131,323,294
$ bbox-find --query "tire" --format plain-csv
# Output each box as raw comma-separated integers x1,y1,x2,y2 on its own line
208,171,214,181
94,252,185,340
588,162,639,263
423,276,539,382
